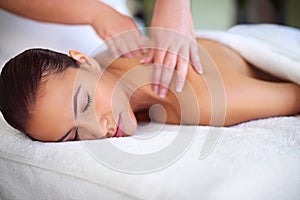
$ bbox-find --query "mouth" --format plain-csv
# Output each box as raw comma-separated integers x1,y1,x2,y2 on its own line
113,115,123,137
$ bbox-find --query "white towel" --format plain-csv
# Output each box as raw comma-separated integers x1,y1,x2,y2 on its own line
195,24,300,85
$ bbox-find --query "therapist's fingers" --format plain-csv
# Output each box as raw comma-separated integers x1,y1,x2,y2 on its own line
190,41,203,74
132,31,149,55
153,49,166,95
106,35,133,58
138,35,150,54
106,38,119,58
175,48,189,92
159,51,177,98
114,35,134,58
123,30,144,57
106,29,146,58
140,49,154,64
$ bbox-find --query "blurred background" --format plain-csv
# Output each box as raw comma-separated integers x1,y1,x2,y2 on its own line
129,0,300,29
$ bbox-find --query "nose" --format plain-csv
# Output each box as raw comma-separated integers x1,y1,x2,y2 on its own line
76,116,110,140
98,116,117,138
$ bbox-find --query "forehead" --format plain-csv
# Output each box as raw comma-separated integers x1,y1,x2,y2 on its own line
26,68,78,141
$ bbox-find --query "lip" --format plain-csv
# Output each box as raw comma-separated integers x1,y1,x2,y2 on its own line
113,115,123,137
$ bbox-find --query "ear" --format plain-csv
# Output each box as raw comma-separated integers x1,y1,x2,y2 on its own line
69,50,102,72
69,50,88,64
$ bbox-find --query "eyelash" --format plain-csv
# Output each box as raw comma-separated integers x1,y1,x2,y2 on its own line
87,95,92,107
83,94,92,112
72,94,92,141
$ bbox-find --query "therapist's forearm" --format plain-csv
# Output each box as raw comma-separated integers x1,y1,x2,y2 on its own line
0,0,104,26
152,0,191,28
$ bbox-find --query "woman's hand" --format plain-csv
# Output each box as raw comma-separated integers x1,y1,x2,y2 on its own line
141,0,202,97
91,2,146,58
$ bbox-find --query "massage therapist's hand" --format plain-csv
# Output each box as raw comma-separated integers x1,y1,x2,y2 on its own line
91,2,146,58
141,0,202,97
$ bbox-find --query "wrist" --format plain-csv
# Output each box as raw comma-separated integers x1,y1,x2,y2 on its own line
152,0,191,24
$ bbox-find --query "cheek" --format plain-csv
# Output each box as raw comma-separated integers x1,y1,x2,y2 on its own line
94,85,113,115
94,78,137,135
94,80,129,114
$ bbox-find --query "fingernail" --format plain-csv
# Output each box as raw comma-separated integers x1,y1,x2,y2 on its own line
140,57,146,63
176,85,183,92
153,85,159,94
140,56,150,64
198,66,203,74
159,88,167,98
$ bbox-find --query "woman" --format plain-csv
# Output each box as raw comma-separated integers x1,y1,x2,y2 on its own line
1,38,300,142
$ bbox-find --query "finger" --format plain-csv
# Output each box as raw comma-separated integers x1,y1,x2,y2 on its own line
114,34,133,58
125,30,144,57
138,35,150,54
130,50,142,57
140,49,154,64
152,49,166,95
132,30,148,55
151,28,170,52
106,38,120,58
123,52,134,58
175,49,189,92
190,42,203,74
175,43,190,92
159,51,177,98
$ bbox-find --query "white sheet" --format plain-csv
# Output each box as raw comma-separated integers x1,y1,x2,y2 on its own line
1,23,300,200
1,114,300,200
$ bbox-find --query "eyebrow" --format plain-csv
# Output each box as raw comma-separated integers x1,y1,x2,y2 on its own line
55,85,81,142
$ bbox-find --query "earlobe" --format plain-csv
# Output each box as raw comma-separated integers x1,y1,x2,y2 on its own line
69,50,88,64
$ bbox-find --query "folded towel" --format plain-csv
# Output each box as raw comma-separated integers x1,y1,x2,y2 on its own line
195,24,300,85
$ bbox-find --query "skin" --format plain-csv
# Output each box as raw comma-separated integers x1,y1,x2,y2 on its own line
143,0,202,97
0,0,200,96
26,39,300,142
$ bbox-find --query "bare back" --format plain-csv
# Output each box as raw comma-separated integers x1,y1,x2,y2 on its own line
105,39,300,126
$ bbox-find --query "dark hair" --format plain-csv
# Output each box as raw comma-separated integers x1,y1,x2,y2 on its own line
0,48,79,134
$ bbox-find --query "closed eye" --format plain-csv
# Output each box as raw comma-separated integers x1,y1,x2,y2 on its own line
83,94,92,113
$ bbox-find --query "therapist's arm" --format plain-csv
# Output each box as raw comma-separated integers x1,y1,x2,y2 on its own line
0,0,145,57
0,0,101,25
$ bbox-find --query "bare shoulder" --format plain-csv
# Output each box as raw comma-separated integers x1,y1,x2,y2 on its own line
196,38,253,75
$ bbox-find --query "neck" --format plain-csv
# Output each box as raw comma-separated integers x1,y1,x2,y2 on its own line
93,51,174,113
118,66,167,112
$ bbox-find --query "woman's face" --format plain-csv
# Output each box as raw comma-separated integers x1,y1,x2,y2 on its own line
26,51,137,142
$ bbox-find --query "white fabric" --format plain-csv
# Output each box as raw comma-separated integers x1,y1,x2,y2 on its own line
195,24,300,85
0,114,300,200
1,23,300,199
